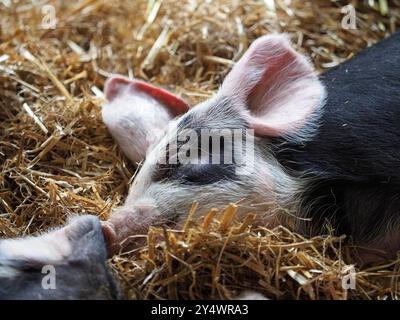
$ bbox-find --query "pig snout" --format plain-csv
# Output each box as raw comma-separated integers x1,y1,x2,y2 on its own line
103,206,156,257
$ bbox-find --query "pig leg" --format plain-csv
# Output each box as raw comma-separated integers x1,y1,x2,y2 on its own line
344,184,400,265
295,182,400,265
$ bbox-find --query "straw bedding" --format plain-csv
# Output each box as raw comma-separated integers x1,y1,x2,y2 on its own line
0,0,400,299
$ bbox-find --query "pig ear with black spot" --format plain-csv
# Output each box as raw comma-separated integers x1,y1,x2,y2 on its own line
102,76,190,164
219,34,325,138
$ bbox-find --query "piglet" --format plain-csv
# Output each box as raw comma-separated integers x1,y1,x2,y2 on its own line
0,215,122,299
102,32,400,263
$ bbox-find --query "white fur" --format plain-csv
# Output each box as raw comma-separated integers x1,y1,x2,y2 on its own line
0,228,71,265
102,87,172,164
0,265,20,279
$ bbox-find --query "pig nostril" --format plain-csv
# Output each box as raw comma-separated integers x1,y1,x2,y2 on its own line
101,221,122,258
101,222,116,247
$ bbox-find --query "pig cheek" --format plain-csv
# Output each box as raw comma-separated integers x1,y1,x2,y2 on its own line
237,160,278,202
237,162,282,224
124,161,157,204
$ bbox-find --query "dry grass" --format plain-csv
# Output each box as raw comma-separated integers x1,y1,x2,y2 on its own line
111,204,400,300
1,0,400,299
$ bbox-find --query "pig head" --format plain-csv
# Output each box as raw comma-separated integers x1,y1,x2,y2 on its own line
0,215,122,300
102,34,325,253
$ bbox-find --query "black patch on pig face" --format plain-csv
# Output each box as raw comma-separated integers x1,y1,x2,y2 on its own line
152,162,237,185
152,133,238,184
152,97,250,185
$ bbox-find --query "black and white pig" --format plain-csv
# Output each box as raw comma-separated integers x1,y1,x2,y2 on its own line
101,32,400,262
0,215,122,299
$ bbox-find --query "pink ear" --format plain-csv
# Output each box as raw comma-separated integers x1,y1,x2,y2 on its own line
105,77,189,116
219,34,325,137
102,76,189,164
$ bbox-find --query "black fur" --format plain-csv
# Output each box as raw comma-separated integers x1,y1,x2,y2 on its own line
274,32,400,248
153,100,246,185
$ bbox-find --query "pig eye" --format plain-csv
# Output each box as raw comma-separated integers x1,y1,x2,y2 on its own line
152,132,240,184
178,164,237,185
152,163,237,185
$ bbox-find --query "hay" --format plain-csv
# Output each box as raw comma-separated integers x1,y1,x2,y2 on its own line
111,204,400,300
0,0,400,300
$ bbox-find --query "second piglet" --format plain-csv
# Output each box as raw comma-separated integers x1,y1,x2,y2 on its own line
0,215,122,299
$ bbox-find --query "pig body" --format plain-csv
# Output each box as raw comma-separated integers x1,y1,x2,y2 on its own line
274,32,400,251
102,32,400,261
0,215,122,300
